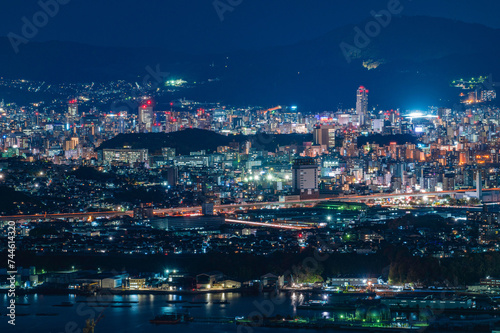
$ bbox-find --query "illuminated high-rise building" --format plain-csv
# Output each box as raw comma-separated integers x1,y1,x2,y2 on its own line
313,125,335,148
68,99,78,119
356,86,368,125
138,101,154,132
292,157,319,199
102,148,149,165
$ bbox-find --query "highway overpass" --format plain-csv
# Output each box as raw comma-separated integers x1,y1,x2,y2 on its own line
1,188,497,222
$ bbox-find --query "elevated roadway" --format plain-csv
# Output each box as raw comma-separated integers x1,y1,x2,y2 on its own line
1,188,497,222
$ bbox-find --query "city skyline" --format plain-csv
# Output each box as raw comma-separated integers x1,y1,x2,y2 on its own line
1,2,500,333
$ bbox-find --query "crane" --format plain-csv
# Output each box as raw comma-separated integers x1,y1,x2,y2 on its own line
82,308,106,333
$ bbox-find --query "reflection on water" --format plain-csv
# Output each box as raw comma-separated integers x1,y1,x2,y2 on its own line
1,292,319,333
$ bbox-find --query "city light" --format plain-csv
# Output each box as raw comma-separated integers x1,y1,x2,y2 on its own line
0,9,497,332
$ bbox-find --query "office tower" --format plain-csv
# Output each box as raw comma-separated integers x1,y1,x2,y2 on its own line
102,148,149,165
138,101,154,132
165,166,178,186
313,125,335,148
68,99,78,119
356,86,368,125
292,157,319,199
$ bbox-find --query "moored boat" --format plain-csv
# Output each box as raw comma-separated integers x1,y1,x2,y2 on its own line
52,301,74,307
149,313,191,324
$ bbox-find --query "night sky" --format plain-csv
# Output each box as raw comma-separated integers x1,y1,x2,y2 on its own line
0,0,499,54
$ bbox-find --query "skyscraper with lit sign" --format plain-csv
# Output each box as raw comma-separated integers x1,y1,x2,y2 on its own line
138,100,154,132
356,86,368,126
67,99,78,120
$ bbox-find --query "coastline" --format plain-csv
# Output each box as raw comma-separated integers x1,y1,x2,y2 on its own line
0,287,245,296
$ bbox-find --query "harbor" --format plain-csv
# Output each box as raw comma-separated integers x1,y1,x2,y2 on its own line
2,288,500,332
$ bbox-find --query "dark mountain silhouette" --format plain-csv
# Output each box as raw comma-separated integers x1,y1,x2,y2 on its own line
357,134,419,148
0,39,212,82
1,16,499,110
97,128,312,155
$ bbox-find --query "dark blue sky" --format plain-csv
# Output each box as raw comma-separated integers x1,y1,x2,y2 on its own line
1,0,499,54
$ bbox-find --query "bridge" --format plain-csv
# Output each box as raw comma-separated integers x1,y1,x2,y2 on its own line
0,211,133,222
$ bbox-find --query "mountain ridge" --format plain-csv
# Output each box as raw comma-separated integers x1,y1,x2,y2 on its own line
97,128,312,156
1,16,499,110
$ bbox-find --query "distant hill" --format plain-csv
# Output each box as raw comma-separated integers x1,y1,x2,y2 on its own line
0,186,44,215
357,134,419,148
1,16,499,109
0,39,210,83
215,16,500,109
97,129,312,155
